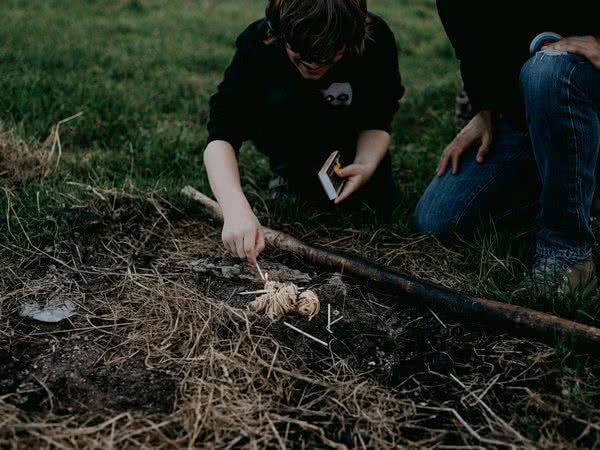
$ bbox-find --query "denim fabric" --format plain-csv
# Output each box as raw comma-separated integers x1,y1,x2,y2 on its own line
521,50,600,264
415,119,538,235
415,51,600,265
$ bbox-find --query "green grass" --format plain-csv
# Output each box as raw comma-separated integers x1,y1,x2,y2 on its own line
1,0,599,329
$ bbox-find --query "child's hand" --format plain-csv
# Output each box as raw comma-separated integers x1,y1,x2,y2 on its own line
334,162,377,204
222,207,265,267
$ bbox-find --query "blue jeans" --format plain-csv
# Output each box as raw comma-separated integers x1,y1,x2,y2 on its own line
415,51,600,265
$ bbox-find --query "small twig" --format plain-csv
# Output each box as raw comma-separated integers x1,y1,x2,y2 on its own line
449,373,530,444
47,111,84,173
28,322,132,336
428,307,448,329
31,375,54,413
327,304,332,333
418,406,512,448
266,345,280,379
283,322,328,347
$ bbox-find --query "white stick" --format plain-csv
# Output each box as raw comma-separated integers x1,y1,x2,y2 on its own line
283,322,328,347
428,307,448,329
256,262,265,281
327,304,332,333
330,316,344,326
239,289,271,296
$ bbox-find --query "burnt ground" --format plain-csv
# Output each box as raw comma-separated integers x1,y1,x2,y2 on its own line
1,202,600,449
0,339,177,416
195,259,460,386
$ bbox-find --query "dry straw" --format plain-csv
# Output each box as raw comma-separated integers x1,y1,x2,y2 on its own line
1,184,599,448
0,112,82,184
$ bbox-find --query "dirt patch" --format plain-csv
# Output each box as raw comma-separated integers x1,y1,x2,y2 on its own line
1,335,177,416
195,266,458,385
1,202,599,448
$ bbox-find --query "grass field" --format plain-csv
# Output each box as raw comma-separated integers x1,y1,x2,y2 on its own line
2,0,599,322
1,0,600,448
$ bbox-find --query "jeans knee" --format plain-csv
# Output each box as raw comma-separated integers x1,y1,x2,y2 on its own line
520,51,577,107
414,195,457,237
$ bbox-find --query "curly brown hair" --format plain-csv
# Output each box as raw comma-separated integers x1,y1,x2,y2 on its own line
265,0,370,63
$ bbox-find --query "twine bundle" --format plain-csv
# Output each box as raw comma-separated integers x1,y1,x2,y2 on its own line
249,281,320,320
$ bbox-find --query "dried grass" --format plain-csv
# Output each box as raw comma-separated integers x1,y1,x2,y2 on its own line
0,113,82,185
1,189,599,449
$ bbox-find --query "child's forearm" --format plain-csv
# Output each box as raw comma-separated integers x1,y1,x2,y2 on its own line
203,140,252,216
203,140,264,266
354,129,391,169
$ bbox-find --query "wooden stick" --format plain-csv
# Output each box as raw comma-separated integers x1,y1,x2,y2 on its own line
182,186,600,353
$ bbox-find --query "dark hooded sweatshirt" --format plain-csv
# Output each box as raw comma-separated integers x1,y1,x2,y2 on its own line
207,13,404,174
436,0,600,124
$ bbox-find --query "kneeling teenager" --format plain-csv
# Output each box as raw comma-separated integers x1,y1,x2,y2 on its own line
204,0,404,266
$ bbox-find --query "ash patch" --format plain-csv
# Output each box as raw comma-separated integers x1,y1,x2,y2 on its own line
0,338,177,416
47,207,105,228
197,267,457,385
193,256,312,283
46,207,135,228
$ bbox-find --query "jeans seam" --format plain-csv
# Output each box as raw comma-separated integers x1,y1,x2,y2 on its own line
453,176,498,230
566,61,586,234
495,199,538,222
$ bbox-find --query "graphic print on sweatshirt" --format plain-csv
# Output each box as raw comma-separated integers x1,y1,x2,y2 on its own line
321,82,353,107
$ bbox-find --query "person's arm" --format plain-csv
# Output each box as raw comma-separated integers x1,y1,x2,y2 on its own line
204,24,264,265
204,140,264,266
436,0,498,115
335,130,390,204
435,1,498,176
335,17,403,203
355,16,404,133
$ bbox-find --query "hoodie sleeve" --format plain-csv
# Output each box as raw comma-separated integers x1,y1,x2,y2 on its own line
436,0,499,113
206,26,260,153
355,16,405,133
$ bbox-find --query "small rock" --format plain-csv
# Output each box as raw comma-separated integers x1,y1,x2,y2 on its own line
47,207,104,227
18,301,77,323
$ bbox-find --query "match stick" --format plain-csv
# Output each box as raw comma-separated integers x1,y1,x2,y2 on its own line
239,289,271,296
256,262,265,281
428,307,448,329
283,322,328,347
330,316,344,326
